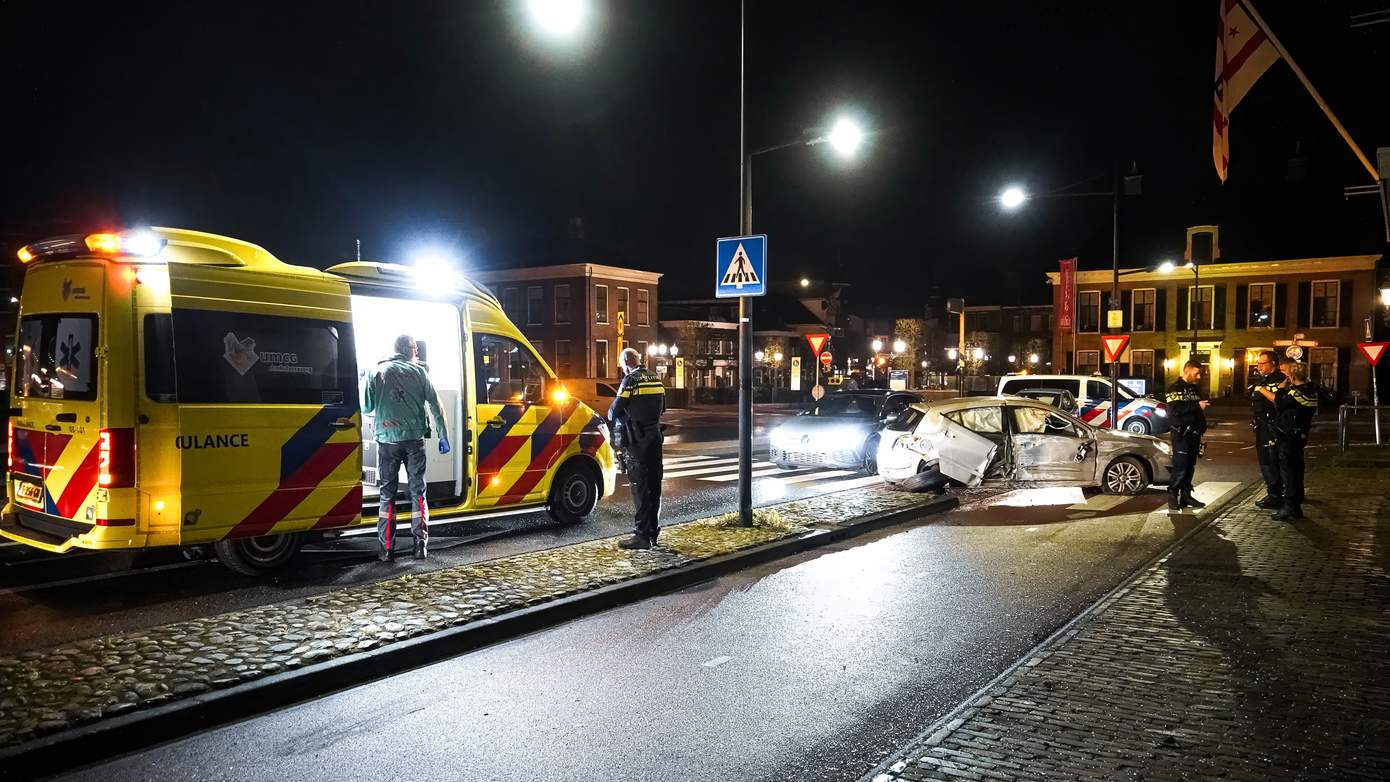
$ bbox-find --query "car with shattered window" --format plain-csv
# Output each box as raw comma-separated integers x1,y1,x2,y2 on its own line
877,396,1171,495
769,389,922,474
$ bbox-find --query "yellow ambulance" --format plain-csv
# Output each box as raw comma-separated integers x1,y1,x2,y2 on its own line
3,228,616,574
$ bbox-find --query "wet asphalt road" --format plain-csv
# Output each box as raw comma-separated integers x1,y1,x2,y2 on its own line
55,476,1254,782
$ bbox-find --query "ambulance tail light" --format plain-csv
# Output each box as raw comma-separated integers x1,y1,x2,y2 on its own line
98,428,136,488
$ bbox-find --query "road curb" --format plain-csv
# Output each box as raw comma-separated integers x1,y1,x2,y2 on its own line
855,477,1260,782
7,493,957,780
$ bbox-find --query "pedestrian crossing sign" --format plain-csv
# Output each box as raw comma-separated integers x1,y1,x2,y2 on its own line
715,234,767,298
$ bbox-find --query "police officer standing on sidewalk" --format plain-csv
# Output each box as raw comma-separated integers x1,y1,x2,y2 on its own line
1257,361,1318,521
609,347,666,550
1248,350,1287,509
364,334,450,562
1166,360,1210,513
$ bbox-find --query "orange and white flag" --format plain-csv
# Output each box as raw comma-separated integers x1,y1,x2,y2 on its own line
1213,0,1281,182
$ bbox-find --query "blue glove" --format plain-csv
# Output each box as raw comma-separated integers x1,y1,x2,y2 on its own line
438,436,451,455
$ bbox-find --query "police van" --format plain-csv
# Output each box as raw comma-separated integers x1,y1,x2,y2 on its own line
3,228,616,574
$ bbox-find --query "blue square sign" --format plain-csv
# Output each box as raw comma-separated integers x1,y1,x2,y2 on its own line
715,234,767,298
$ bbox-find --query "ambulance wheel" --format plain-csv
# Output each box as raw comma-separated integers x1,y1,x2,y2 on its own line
548,462,599,525
1122,418,1151,435
213,533,304,576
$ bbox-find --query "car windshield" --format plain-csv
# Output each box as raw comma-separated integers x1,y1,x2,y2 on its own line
884,406,924,431
805,394,884,417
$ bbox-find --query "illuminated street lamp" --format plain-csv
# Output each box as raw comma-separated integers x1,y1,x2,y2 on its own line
773,351,783,362
646,344,658,356
826,117,865,158
892,339,907,354
1008,354,1017,363
800,277,810,287
971,347,985,361
526,0,589,40
1029,353,1040,365
946,348,958,361
998,186,1028,211
669,345,679,357
754,350,765,362
871,338,884,353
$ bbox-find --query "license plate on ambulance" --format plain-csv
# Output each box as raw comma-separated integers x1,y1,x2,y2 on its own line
13,479,44,508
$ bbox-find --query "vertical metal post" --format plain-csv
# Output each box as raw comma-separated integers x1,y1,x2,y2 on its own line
1191,263,1200,353
1109,162,1120,429
736,0,752,527
957,306,966,397
1374,365,1382,445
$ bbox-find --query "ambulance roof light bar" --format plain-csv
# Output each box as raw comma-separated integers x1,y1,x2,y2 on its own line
18,230,167,264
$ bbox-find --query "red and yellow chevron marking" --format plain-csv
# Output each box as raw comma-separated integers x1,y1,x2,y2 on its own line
473,403,602,509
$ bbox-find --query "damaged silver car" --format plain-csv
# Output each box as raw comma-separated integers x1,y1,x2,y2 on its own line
876,396,1173,495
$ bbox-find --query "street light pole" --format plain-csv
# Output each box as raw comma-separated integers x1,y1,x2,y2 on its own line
737,0,752,527
1109,162,1121,430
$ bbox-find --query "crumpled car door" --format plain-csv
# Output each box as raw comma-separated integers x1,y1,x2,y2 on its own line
931,416,998,486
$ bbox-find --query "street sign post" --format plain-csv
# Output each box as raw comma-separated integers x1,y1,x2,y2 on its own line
805,333,829,394
715,235,768,298
1358,341,1388,444
717,234,767,528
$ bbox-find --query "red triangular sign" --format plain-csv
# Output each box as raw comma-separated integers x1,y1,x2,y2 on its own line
805,333,830,357
1358,342,1388,367
1102,334,1131,364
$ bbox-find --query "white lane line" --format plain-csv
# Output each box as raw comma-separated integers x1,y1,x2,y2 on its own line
810,474,886,492
668,461,775,479
664,456,740,470
1067,493,1131,512
772,469,857,485
662,455,718,466
700,466,805,482
702,655,733,668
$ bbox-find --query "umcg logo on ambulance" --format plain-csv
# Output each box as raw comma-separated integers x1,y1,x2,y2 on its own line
221,331,313,377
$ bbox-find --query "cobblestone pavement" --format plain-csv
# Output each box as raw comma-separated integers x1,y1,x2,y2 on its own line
871,460,1390,781
0,484,925,749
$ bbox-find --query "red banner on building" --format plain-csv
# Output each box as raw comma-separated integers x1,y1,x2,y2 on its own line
1057,258,1077,330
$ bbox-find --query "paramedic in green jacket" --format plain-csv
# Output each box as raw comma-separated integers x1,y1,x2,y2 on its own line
364,334,450,561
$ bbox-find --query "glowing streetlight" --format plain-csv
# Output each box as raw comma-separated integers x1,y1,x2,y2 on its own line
947,348,958,360
1157,260,1176,274
646,344,658,356
669,345,679,357
892,339,907,354
658,344,668,355
526,0,588,40
1029,353,1040,365
998,186,1028,211
871,338,884,352
800,277,810,287
971,347,985,360
773,351,783,362
1007,354,1017,363
920,360,928,368
754,350,765,361
826,117,865,158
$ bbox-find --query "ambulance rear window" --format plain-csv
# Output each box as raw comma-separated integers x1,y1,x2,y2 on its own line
17,314,98,401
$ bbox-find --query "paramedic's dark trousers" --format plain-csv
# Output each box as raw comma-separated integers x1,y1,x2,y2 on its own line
1254,422,1283,500
377,439,429,554
1168,430,1200,499
626,425,663,542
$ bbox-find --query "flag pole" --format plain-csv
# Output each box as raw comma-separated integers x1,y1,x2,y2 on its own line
1239,0,1378,182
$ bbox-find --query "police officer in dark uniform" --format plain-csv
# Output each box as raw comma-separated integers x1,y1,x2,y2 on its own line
1258,361,1318,521
1247,350,1287,509
609,347,666,549
1165,360,1210,513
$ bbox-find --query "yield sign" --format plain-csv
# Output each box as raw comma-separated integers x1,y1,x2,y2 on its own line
805,333,830,357
1357,342,1389,367
1101,334,1131,364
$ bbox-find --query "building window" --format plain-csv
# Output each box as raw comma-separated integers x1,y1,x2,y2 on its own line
1132,288,1156,332
636,289,650,326
1012,314,1023,332
1030,314,1044,332
595,339,610,378
595,285,609,324
616,287,629,326
1076,350,1100,376
527,286,543,325
1311,280,1338,327
1078,291,1101,333
1309,347,1337,392
1248,283,1275,328
637,341,648,359
554,284,572,324
1130,349,1154,382
502,288,521,323
1188,285,1214,330
555,340,572,377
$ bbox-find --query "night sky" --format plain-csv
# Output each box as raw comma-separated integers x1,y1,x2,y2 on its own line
3,1,1386,311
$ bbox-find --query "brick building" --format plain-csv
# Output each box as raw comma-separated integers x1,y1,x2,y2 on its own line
1047,240,1385,400
472,263,661,381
